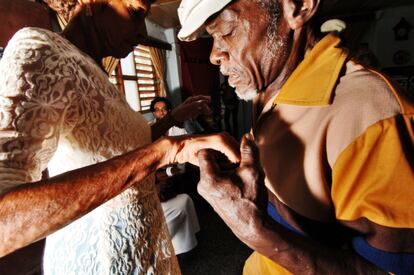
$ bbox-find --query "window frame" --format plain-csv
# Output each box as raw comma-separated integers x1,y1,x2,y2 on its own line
111,45,161,113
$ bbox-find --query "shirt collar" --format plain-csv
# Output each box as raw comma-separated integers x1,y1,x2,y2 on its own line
274,33,348,106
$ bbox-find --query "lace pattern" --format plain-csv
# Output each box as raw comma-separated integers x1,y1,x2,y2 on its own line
0,27,180,274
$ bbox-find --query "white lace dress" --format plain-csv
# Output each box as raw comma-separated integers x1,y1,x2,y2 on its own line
0,27,180,275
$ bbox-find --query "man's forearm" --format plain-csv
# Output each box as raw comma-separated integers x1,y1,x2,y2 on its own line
0,138,172,257
151,113,180,141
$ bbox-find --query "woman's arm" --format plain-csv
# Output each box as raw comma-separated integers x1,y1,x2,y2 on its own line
0,133,240,257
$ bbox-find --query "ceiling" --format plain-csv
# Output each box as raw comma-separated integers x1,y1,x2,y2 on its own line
148,0,414,29
148,0,181,29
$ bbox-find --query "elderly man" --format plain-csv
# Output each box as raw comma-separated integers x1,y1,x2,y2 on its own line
178,0,414,274
0,0,240,274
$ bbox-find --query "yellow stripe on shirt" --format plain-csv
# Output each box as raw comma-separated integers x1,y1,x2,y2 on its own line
243,252,292,275
332,115,414,228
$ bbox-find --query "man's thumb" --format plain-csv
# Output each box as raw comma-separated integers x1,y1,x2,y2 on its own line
240,133,259,167
197,149,219,179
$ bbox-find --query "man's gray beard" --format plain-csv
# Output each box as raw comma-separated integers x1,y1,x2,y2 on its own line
235,89,258,101
232,35,281,102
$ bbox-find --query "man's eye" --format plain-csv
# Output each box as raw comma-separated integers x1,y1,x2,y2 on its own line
220,23,235,37
222,28,234,38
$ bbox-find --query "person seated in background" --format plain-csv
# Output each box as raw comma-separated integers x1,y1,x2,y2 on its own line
151,97,188,136
150,96,205,256
0,0,240,274
156,169,201,257
150,96,207,137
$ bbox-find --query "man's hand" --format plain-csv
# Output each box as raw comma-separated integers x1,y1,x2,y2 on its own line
196,135,389,274
163,132,240,167
171,95,212,123
197,133,269,249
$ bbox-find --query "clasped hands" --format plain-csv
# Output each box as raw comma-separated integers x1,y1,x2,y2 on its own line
166,132,269,250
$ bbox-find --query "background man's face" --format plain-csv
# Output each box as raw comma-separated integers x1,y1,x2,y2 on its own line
153,101,169,119
206,0,289,100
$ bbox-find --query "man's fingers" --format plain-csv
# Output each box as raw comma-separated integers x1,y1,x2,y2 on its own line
198,149,220,181
183,96,211,108
195,133,240,164
195,101,213,115
197,149,224,200
240,133,260,167
214,133,241,163
173,96,212,121
185,95,211,104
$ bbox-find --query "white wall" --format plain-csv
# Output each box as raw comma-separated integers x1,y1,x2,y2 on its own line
144,20,183,121
145,20,183,105
164,27,183,107
120,52,140,111
145,19,167,41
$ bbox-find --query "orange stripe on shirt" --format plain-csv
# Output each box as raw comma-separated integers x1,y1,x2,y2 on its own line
243,252,292,275
332,115,414,228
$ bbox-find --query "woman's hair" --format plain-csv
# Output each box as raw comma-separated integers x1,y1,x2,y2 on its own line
43,0,79,22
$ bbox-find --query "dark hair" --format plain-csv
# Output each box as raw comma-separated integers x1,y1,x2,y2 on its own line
256,0,281,39
150,97,172,112
42,0,78,22
43,0,156,22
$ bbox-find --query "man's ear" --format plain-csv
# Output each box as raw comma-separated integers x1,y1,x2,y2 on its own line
281,0,320,30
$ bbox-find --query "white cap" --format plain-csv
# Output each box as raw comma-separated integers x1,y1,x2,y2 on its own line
320,19,346,33
177,0,233,41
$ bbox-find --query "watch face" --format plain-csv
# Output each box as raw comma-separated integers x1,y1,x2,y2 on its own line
393,50,410,65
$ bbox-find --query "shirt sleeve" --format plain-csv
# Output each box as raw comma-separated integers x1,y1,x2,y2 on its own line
0,28,77,194
331,114,414,229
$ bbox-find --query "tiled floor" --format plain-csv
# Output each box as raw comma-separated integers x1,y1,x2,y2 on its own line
178,196,252,275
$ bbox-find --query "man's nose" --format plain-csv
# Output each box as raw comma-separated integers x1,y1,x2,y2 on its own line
210,46,228,66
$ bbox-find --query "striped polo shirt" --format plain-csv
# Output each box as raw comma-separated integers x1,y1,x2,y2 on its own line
244,33,414,275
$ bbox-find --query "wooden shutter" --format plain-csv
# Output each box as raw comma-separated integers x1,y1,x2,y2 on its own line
134,45,159,112
110,45,161,112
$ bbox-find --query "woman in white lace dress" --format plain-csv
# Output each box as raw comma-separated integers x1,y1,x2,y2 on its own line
0,0,240,274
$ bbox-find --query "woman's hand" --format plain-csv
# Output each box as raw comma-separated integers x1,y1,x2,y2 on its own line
163,132,240,166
